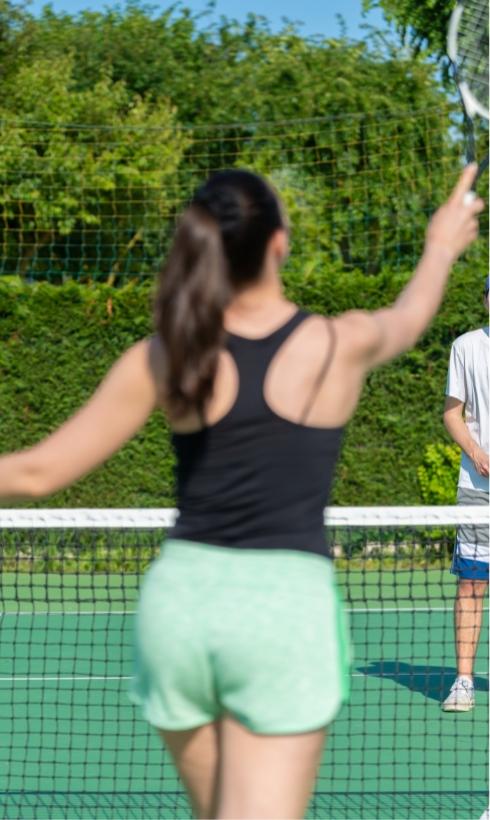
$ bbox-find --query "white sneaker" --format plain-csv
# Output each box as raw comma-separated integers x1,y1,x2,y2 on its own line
442,677,475,712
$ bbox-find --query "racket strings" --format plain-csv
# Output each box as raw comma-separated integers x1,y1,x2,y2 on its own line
457,0,489,110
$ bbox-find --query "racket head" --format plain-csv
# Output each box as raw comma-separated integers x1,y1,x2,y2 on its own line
447,0,489,120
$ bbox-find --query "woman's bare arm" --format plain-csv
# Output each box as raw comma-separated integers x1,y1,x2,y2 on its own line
0,338,162,500
338,164,484,371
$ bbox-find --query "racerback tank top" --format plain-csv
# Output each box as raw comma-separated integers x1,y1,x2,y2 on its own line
171,309,344,556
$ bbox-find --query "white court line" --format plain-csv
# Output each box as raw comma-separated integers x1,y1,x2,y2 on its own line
351,670,488,678
4,606,486,617
0,670,488,683
0,610,137,617
0,675,132,682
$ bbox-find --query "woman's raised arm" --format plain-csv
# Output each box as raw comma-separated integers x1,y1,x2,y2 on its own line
338,164,484,371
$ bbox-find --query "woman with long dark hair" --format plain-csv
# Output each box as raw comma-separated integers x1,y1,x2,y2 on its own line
0,165,482,818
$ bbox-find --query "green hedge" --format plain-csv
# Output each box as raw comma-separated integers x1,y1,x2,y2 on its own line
417,443,460,504
0,253,487,507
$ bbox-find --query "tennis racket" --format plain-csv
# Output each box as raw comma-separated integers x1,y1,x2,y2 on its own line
447,0,489,202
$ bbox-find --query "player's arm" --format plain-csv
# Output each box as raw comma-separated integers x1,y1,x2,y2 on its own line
0,338,163,500
338,164,483,370
444,396,489,477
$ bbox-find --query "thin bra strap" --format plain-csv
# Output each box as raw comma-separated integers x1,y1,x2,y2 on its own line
300,319,337,425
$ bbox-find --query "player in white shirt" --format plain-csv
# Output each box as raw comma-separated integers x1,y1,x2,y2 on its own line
442,275,489,712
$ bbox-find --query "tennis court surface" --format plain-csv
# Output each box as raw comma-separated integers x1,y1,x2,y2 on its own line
0,507,488,820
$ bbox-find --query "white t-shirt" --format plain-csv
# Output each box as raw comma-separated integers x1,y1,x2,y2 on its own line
445,327,489,491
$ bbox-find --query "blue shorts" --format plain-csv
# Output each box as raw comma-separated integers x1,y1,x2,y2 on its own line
451,553,489,581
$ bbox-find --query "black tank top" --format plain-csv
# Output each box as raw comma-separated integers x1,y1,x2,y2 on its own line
171,310,344,556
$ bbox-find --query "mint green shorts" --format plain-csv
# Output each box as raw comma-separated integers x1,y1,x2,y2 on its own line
130,539,351,735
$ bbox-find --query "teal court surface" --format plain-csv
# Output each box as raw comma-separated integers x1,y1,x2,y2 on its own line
0,565,488,820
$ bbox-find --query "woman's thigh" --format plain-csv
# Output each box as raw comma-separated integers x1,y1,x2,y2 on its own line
159,722,221,820
216,715,327,819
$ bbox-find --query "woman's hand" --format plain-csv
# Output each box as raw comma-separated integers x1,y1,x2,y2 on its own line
425,163,484,263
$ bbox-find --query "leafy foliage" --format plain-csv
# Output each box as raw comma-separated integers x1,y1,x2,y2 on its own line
0,54,187,281
0,3,449,118
363,0,455,60
0,2,488,507
417,442,460,504
0,2,469,283
1,262,486,508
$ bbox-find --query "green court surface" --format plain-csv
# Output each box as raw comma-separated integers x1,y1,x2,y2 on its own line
0,569,488,820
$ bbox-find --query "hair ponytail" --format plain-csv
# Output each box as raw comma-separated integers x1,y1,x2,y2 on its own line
154,205,231,418
155,170,284,419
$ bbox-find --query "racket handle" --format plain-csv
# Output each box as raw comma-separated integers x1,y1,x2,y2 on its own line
464,190,476,206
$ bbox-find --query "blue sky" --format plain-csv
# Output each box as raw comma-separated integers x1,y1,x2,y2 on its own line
27,0,387,39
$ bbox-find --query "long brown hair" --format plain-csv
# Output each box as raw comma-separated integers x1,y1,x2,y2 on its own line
154,170,284,418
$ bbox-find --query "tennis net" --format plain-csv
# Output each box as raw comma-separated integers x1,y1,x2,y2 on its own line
0,506,488,820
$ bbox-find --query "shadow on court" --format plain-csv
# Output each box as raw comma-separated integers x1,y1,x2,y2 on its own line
357,661,489,701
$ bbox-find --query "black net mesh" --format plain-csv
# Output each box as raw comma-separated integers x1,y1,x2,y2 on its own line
0,507,488,820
